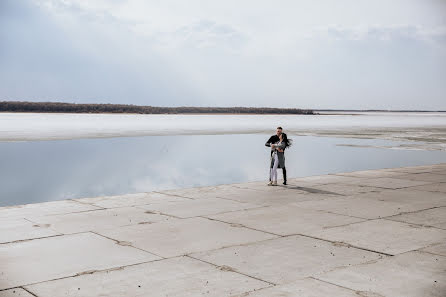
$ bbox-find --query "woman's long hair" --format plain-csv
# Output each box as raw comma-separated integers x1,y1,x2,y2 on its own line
281,133,292,148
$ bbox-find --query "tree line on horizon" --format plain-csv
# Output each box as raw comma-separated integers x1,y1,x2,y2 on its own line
0,101,315,115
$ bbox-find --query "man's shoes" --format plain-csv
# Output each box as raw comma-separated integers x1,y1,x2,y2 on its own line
283,181,287,185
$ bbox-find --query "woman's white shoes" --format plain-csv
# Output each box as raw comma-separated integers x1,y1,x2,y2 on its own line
267,181,273,186
272,181,278,186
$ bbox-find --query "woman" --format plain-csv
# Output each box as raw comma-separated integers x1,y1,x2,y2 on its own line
268,133,292,186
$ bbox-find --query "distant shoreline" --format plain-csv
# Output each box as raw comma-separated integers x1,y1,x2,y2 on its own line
1,101,444,115
0,101,315,115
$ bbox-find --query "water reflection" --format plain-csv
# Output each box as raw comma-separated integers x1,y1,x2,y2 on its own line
1,134,446,207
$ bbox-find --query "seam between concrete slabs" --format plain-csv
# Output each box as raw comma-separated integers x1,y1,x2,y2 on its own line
185,255,278,286
0,234,65,245
311,205,446,221
89,231,166,259
203,209,372,232
152,191,196,200
332,180,439,190
201,216,283,237
21,287,39,297
282,233,395,257
310,276,374,297
4,257,172,293
133,201,268,219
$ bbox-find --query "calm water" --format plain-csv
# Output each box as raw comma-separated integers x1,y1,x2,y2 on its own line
1,134,446,207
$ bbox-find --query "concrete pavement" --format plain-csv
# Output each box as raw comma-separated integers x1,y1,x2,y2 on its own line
1,164,445,296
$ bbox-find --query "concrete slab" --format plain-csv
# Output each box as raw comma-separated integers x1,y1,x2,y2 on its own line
231,181,292,190
98,217,277,258
0,232,159,290
303,183,382,196
26,207,175,234
389,207,446,229
293,196,413,219
318,251,446,297
396,173,446,183
311,219,446,255
25,257,270,297
207,205,364,236
421,243,446,257
167,184,331,205
190,235,382,285
0,200,101,220
74,192,190,208
136,197,263,218
290,174,365,185
229,277,362,297
2,163,446,295
386,165,443,173
432,171,446,175
0,218,60,243
336,169,410,178
341,177,434,189
216,188,334,205
0,289,35,297
158,184,238,199
411,182,446,193
350,189,446,211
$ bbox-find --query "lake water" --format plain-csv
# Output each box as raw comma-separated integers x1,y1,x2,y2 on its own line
1,134,446,207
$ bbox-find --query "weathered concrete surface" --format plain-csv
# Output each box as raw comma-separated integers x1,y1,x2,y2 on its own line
311,219,446,255
24,257,270,297
0,232,159,290
98,217,277,257
396,173,446,183
1,163,445,296
229,277,367,297
292,196,415,219
207,205,364,236
412,182,446,193
26,206,175,234
136,197,262,218
299,183,383,196
389,207,446,229
0,288,34,297
190,235,383,284
422,243,446,257
0,218,60,244
74,192,190,208
318,251,446,297
342,176,435,189
0,200,101,220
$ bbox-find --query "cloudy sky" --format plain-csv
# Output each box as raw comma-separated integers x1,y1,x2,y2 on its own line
1,0,445,109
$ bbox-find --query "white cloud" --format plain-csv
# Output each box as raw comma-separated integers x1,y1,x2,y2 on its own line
1,0,445,109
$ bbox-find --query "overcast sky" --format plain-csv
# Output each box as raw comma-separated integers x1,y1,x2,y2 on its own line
1,0,445,109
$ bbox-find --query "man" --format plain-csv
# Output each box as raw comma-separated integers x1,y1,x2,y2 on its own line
265,126,287,185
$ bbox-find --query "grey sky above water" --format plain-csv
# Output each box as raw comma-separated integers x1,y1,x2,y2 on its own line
1,0,445,110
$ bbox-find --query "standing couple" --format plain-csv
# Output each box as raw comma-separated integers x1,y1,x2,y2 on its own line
265,126,292,186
